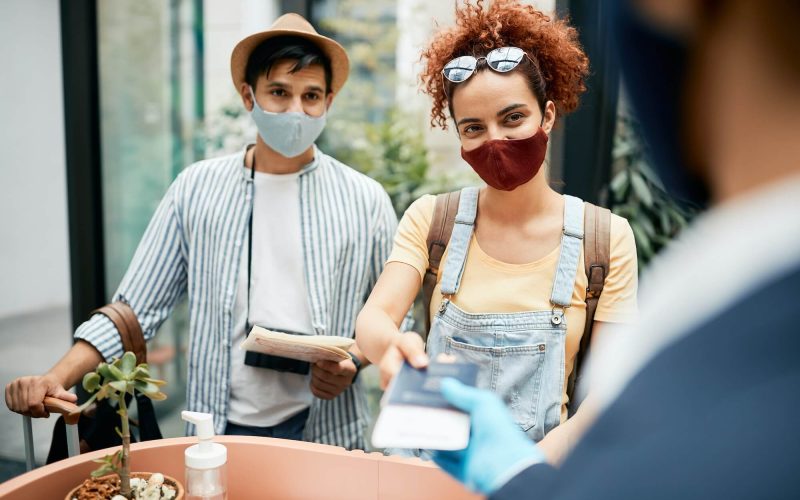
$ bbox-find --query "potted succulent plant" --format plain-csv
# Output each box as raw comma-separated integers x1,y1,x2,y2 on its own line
65,352,184,500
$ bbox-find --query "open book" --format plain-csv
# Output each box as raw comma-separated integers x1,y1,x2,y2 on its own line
240,326,355,363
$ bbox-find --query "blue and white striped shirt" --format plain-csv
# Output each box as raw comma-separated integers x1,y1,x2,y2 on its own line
75,145,397,449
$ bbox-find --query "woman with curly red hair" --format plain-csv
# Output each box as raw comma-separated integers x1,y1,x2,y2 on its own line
356,0,638,462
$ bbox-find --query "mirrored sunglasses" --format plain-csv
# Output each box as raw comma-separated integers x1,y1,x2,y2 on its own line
442,46,532,83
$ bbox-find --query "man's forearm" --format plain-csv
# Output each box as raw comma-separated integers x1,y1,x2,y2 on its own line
46,340,105,390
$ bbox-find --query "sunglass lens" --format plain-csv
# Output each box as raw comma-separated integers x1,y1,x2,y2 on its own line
487,47,525,72
443,56,478,82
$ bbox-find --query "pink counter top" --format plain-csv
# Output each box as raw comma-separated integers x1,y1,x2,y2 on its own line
0,436,481,499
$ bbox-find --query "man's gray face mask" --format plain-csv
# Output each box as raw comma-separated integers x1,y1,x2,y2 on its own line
248,85,327,158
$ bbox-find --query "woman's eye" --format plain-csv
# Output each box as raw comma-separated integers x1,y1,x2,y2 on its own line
505,112,525,123
463,125,482,134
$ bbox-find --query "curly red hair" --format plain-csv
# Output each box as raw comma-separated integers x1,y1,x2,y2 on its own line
420,0,590,129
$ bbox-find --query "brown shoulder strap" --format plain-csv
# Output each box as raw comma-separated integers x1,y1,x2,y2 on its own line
567,202,611,412
91,301,147,365
422,191,461,341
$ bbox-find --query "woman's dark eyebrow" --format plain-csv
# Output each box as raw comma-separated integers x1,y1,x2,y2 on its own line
456,104,528,127
456,117,482,127
497,103,526,116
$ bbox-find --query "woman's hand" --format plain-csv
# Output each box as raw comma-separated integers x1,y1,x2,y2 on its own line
378,332,429,389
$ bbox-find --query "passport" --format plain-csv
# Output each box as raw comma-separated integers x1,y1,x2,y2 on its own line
371,361,479,451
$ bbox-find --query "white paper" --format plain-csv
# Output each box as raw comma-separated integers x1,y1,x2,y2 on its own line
240,326,354,363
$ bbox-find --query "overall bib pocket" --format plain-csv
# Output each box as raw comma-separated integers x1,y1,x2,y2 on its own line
445,336,547,431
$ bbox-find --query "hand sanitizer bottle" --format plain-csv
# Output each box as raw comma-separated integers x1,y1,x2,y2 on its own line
181,411,228,500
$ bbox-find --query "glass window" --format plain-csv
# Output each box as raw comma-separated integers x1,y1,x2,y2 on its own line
97,0,204,433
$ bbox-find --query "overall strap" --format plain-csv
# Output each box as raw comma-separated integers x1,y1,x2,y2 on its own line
439,187,480,297
423,191,461,338
550,195,585,308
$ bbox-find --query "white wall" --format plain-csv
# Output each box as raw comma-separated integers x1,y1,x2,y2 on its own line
0,0,71,318
203,0,279,121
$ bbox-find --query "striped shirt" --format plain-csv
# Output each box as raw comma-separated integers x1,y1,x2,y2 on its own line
75,145,397,449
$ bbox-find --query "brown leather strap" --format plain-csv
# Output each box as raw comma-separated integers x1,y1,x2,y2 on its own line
91,301,147,365
422,191,461,340
567,202,611,412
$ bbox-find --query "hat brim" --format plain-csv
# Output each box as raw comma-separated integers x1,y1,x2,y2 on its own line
230,29,349,95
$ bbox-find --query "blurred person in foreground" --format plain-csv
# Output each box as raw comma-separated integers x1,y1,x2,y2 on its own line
426,0,800,498
5,14,395,449
356,0,638,463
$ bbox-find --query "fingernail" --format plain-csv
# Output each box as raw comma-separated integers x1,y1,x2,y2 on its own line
412,355,429,367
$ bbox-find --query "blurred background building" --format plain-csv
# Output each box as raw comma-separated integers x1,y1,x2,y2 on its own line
0,0,692,480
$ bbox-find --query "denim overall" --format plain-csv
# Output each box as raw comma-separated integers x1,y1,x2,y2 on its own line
427,187,584,442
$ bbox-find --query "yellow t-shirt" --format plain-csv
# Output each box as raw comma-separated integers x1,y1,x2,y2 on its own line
387,194,639,421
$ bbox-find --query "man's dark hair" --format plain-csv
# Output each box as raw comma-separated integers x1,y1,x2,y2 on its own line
245,35,333,94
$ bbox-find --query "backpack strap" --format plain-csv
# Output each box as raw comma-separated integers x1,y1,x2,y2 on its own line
91,301,147,365
422,191,461,341
567,202,611,412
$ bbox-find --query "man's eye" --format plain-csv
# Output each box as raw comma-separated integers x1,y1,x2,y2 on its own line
305,93,320,101
270,89,287,97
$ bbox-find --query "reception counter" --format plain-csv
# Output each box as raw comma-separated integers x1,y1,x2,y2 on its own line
0,436,481,499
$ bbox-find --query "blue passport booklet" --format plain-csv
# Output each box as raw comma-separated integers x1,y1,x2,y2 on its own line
371,361,478,451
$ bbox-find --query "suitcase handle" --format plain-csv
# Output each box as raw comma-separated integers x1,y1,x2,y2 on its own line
23,396,81,471
43,396,80,425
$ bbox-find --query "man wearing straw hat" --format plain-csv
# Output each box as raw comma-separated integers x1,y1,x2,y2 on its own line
6,13,394,450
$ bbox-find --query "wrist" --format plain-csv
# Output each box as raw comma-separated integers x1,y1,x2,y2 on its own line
43,371,68,391
486,444,545,494
348,351,363,384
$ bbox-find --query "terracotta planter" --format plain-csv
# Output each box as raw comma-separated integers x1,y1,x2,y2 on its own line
64,471,184,500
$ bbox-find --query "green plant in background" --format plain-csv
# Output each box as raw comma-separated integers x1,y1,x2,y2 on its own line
315,0,472,217
316,0,398,131
609,110,696,268
79,352,167,498
322,109,467,217
201,98,256,158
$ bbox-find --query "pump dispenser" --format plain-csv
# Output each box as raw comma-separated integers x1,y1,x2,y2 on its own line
181,411,227,500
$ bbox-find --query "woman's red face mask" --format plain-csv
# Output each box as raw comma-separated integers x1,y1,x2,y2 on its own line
460,127,548,191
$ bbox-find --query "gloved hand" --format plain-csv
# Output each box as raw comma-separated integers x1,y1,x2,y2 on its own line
432,378,545,495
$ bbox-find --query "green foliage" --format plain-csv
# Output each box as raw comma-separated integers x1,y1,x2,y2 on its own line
91,449,124,478
319,110,469,217
79,351,167,489
317,0,398,126
314,0,474,216
79,352,167,411
610,111,696,268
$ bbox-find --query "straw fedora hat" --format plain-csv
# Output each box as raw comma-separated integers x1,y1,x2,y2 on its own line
230,13,350,94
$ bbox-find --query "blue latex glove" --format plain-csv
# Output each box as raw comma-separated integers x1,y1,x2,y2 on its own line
432,378,545,495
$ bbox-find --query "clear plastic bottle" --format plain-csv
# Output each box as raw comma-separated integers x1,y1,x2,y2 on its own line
181,411,228,500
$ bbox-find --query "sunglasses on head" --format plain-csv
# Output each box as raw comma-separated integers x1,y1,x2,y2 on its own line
442,46,534,84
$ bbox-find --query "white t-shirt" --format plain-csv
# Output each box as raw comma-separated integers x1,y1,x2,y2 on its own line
227,168,316,428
